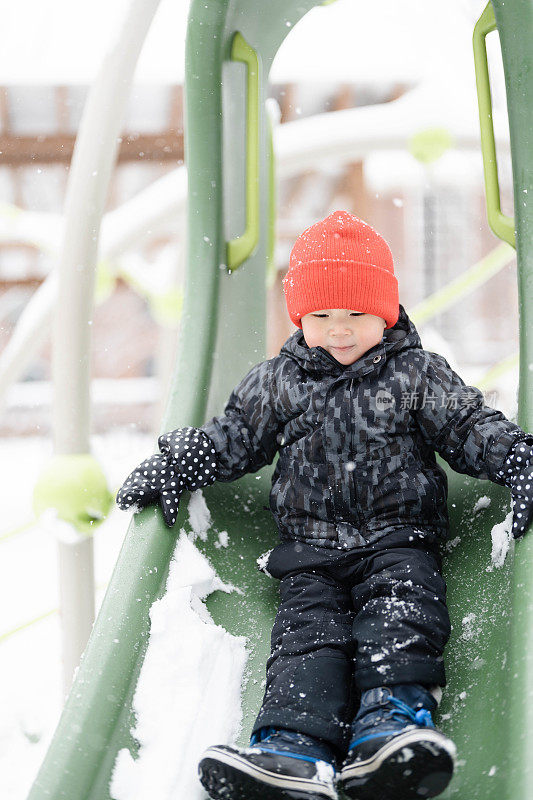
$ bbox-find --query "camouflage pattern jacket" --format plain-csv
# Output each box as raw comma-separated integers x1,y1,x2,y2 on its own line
201,305,526,549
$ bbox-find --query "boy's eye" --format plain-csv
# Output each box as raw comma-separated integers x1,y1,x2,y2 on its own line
312,312,364,318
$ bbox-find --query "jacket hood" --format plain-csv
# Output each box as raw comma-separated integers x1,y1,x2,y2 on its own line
279,304,422,378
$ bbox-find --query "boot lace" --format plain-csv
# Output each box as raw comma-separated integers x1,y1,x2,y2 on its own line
389,696,435,728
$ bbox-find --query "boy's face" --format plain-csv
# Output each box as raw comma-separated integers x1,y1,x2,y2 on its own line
300,309,386,366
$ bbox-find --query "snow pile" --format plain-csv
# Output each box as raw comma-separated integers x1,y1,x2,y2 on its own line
487,510,514,571
187,491,230,550
256,549,273,576
110,531,248,800
473,495,491,514
185,490,212,542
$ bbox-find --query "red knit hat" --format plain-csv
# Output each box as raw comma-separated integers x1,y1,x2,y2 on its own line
283,210,399,329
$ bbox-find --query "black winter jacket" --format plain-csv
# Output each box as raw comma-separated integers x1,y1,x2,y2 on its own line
201,305,526,549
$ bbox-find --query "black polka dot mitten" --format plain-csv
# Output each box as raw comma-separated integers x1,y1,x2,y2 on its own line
496,438,533,539
116,427,218,527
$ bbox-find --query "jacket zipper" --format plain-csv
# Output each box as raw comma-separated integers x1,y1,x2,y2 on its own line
349,378,359,521
323,376,361,528
322,379,337,524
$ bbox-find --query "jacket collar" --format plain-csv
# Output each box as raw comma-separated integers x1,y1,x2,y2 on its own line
279,305,422,379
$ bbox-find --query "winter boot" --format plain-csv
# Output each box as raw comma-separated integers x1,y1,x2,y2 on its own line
338,684,456,800
198,726,338,800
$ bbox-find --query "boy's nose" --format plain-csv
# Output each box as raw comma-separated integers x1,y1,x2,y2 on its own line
330,323,352,336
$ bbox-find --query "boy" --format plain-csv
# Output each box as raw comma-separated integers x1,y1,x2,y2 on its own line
117,211,533,800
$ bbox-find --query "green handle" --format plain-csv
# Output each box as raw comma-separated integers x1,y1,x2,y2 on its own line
226,32,260,271
473,2,516,248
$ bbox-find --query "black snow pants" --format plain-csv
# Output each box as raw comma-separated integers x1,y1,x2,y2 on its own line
252,530,451,753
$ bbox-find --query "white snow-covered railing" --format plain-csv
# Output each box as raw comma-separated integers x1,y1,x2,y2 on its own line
39,0,165,696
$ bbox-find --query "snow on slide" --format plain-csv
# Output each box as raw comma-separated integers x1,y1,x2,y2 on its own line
110,494,248,800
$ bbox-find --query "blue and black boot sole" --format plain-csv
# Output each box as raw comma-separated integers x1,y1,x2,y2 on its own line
198,745,338,800
338,728,456,800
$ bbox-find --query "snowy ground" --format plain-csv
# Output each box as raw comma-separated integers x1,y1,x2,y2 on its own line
0,429,153,800
0,428,252,800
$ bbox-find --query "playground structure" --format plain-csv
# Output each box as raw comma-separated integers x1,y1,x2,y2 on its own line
17,0,533,798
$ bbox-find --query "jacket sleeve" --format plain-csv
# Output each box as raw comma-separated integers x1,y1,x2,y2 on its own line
200,358,282,482
412,351,529,484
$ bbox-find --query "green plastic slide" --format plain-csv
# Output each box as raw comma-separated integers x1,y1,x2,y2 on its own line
28,1,533,798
